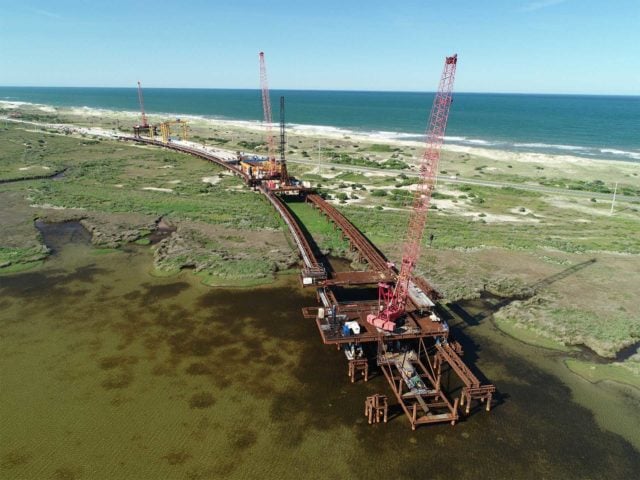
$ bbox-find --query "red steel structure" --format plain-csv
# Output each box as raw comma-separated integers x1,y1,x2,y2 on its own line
279,95,290,185
368,54,458,332
259,52,278,176
137,81,149,128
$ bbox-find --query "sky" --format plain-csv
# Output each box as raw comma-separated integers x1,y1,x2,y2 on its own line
0,0,638,94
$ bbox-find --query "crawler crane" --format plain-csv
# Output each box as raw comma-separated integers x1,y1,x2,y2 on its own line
367,54,458,331
259,52,289,183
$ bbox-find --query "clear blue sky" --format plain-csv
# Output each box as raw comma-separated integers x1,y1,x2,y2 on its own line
1,0,638,94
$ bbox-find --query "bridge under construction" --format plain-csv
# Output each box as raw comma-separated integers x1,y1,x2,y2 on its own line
121,136,495,430
124,53,495,430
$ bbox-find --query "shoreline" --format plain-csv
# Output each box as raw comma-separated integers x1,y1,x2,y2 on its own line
1,99,639,164
473,308,640,451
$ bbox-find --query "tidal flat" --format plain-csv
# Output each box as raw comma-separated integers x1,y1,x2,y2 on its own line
1,224,639,479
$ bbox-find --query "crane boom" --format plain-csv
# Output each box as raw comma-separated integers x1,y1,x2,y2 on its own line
368,54,458,331
279,95,290,185
259,52,277,174
137,81,148,128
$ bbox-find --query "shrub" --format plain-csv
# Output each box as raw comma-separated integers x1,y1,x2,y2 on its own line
368,144,394,152
431,191,453,199
237,140,265,150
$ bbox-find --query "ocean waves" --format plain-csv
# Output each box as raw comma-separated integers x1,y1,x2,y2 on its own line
511,142,640,161
284,124,640,162
2,96,638,163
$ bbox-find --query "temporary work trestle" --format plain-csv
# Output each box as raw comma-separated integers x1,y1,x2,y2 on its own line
261,187,326,284
434,342,495,414
306,194,391,273
377,340,459,430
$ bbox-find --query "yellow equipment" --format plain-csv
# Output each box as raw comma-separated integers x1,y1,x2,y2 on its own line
159,119,189,143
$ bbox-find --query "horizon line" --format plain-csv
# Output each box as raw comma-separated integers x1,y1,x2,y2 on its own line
0,85,638,97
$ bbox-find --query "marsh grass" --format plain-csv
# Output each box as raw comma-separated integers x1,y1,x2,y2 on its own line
285,200,350,255
566,359,640,389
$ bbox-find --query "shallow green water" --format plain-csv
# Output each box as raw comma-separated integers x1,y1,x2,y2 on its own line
1,225,638,479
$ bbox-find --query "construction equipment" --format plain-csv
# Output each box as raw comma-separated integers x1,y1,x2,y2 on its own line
137,81,148,128
159,119,189,144
367,54,458,332
259,51,291,183
278,95,290,185
259,52,277,175
133,81,157,138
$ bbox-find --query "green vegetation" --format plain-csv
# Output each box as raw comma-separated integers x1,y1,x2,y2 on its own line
383,158,409,169
566,359,640,389
285,201,350,256
493,316,572,352
395,176,420,187
0,246,48,273
0,123,290,284
0,259,45,274
329,152,409,170
10,139,282,230
28,179,278,229
0,245,47,264
339,195,640,255
539,178,640,196
370,189,388,197
237,140,265,151
206,137,230,144
362,143,397,153
194,258,280,287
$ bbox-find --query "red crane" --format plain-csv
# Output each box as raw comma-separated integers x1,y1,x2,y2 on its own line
259,52,278,177
279,95,290,185
367,54,458,332
137,81,149,128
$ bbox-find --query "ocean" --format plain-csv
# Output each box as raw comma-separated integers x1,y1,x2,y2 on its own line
1,87,638,162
